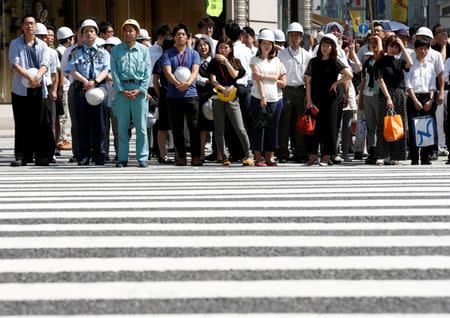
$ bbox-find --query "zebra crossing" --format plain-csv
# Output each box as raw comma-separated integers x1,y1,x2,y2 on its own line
0,162,450,316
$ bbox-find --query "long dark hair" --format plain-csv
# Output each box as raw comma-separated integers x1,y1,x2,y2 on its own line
256,39,276,60
216,36,240,69
317,38,337,60
194,37,213,58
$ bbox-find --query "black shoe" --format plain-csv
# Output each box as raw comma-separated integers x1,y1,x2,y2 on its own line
104,156,110,162
204,153,217,162
35,159,49,166
95,161,105,166
115,161,127,168
446,160,450,165
354,152,363,160
421,160,432,165
113,155,118,162
68,156,77,163
158,156,174,164
278,158,288,163
411,160,419,165
50,158,56,163
77,159,90,166
54,149,61,156
10,159,26,167
430,153,438,161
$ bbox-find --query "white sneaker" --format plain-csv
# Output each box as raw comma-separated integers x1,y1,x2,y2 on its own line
438,148,449,156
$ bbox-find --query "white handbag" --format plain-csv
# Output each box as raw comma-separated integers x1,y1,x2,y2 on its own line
412,115,436,148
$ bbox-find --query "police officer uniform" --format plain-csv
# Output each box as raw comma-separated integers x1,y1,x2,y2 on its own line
65,20,110,165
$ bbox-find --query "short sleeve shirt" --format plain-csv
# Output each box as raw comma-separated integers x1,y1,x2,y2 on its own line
162,47,200,98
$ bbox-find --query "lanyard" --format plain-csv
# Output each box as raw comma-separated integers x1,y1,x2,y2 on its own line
288,47,303,65
219,63,229,83
176,51,187,67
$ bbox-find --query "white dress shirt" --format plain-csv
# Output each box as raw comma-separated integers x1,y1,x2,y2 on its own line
278,46,311,87
405,54,437,93
233,40,252,86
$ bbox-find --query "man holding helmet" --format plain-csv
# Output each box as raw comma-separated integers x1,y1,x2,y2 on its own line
9,15,53,166
65,18,110,166
110,19,151,168
162,23,202,166
277,22,312,163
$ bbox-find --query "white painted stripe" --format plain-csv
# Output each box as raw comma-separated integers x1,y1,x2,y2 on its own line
0,187,450,201
0,256,449,273
1,198,450,210
1,280,450,300
1,222,450,232
0,209,449,219
1,236,450,249
2,315,449,318
0,193,449,203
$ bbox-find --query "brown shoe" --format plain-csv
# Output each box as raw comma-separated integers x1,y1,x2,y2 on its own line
191,156,204,166
175,158,187,166
57,140,72,151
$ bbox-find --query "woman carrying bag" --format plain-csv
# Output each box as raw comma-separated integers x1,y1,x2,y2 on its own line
249,29,286,166
376,35,412,165
207,37,254,166
304,33,353,166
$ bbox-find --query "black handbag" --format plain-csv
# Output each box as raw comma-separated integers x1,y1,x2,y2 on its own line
255,106,273,129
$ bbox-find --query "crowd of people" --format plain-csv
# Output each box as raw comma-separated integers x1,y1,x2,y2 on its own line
8,14,450,167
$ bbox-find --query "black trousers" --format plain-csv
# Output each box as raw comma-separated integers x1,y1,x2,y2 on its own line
406,94,436,163
11,90,55,162
167,97,201,159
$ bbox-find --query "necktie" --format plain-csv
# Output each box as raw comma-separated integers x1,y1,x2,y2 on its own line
88,48,95,80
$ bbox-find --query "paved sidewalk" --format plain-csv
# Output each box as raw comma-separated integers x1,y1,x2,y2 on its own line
0,104,14,136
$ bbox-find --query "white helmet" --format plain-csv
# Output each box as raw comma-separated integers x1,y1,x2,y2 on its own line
416,27,433,39
104,36,121,46
287,22,304,34
122,19,140,33
273,29,286,42
85,87,107,106
81,19,99,34
202,99,213,120
147,112,157,128
56,26,74,40
21,68,38,88
95,37,106,46
174,66,191,82
35,23,48,36
258,29,275,42
137,28,151,40
320,33,338,47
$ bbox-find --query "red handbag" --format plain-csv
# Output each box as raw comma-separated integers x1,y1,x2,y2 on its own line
296,114,316,135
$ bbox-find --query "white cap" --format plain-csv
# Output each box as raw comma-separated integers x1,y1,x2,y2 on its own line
273,29,286,42
320,33,338,47
56,26,74,40
80,19,99,34
202,99,213,120
287,22,304,34
104,36,121,46
416,27,433,39
258,29,275,42
35,23,48,35
137,29,151,40
85,87,107,106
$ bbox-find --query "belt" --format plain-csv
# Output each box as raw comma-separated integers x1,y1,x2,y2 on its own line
286,85,305,88
121,79,142,84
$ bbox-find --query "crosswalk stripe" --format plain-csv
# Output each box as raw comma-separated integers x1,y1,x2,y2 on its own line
1,222,449,231
1,235,450,249
1,256,449,272
2,280,450,300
